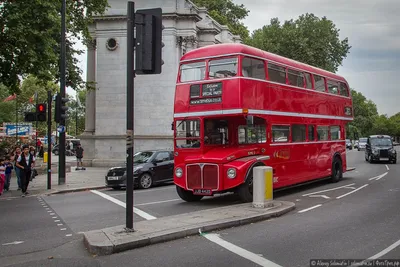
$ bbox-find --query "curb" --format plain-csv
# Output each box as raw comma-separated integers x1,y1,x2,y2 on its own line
83,201,295,255
43,186,108,196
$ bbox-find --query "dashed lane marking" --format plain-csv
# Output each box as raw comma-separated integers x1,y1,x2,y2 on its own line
369,172,388,181
201,231,282,267
385,164,389,171
336,184,369,199
298,204,322,213
90,190,157,220
302,183,355,197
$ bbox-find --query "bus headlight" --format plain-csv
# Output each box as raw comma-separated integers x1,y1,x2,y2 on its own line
227,168,236,179
175,168,183,178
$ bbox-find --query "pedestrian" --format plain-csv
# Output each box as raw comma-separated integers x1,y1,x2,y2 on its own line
15,145,35,197
13,147,22,190
4,156,13,192
0,158,5,196
75,143,84,169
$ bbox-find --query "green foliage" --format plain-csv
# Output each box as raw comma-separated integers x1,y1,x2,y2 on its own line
65,91,86,136
0,0,109,93
246,14,351,73
192,0,250,40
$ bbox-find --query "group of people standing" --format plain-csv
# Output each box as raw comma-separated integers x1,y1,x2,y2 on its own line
0,144,36,197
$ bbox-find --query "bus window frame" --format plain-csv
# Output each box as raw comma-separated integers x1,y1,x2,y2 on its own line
178,60,207,83
174,118,202,149
208,56,239,80
240,55,267,80
267,62,288,84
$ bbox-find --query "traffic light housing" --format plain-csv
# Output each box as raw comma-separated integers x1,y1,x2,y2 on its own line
54,94,69,124
24,112,36,122
135,8,164,74
36,103,47,121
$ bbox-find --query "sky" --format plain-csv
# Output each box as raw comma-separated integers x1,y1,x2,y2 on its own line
72,0,400,116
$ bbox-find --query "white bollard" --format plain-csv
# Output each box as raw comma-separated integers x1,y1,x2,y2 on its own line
252,166,274,208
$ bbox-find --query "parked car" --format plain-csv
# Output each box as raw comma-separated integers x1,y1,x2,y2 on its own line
365,135,397,164
105,150,174,190
354,141,359,149
358,137,368,151
346,139,352,149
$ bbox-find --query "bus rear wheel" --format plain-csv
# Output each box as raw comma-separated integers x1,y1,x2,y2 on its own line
176,186,204,202
331,156,343,183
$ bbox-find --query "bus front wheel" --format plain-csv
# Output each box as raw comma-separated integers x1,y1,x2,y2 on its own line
176,186,204,202
237,175,253,203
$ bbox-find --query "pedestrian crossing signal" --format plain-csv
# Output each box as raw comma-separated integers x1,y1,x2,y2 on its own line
36,103,47,121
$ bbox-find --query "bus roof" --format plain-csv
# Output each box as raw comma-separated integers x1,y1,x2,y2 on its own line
180,43,346,82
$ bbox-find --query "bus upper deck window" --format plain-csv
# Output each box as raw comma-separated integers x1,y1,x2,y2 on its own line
180,62,206,82
209,58,238,79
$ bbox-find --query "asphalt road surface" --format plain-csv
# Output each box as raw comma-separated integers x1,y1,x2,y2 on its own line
1,148,399,267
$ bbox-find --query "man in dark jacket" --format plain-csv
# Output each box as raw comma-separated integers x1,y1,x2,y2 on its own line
75,144,84,170
15,145,35,197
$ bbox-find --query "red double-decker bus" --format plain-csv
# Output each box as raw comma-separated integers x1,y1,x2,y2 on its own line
172,43,353,202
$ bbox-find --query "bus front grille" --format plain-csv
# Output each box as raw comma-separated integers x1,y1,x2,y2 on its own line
186,164,219,190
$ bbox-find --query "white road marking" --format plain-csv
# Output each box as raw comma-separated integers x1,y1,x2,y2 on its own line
50,213,55,215
343,186,356,189
52,216,57,219
57,224,63,226
308,195,330,199
302,183,355,196
202,233,282,267
368,239,400,259
336,184,369,199
90,190,157,220
385,164,389,171
2,241,24,246
135,198,181,206
66,234,72,237
298,204,322,213
108,185,176,196
60,228,67,231
369,172,388,181
54,220,60,222
47,211,52,213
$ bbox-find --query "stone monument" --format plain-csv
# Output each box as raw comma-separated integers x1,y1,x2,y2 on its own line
80,0,241,167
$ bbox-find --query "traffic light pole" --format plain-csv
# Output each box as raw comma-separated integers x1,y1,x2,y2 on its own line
35,92,38,151
58,0,66,185
126,1,135,231
47,91,52,190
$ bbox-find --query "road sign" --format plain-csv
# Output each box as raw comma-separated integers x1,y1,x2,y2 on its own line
57,125,65,133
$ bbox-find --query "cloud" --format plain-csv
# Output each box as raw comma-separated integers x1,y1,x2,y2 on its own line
238,0,400,116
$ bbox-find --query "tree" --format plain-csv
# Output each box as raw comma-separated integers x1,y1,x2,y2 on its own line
66,91,85,137
192,0,250,40
246,14,351,73
0,0,109,93
347,89,379,137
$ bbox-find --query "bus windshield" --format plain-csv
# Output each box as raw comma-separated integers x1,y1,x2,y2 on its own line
204,119,229,146
175,119,201,148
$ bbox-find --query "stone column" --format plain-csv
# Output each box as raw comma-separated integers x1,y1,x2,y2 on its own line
83,39,96,134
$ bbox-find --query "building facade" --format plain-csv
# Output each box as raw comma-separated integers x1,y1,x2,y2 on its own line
80,0,241,167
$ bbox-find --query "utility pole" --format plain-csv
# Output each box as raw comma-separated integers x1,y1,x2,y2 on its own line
58,0,67,185
126,1,135,230
47,91,52,189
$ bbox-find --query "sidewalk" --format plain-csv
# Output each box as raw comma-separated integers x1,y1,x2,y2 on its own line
0,167,109,198
83,200,296,255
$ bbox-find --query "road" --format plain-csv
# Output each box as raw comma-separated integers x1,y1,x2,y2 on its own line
1,149,399,266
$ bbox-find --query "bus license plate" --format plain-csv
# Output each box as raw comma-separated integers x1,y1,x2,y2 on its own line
193,189,213,196
380,158,389,161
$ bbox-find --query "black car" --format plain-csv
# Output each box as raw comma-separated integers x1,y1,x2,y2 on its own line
105,150,174,190
346,139,352,150
365,135,397,164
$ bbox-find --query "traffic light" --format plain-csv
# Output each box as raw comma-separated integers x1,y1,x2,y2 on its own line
24,112,36,122
54,94,69,124
135,8,164,74
36,103,47,121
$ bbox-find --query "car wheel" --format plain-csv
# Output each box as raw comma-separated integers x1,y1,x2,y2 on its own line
392,158,397,164
138,173,153,189
331,156,342,183
368,154,373,163
176,186,203,202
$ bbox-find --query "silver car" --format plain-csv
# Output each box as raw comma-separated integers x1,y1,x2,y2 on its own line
358,137,368,151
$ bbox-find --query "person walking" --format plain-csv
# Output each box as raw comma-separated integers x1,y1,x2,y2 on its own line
0,158,5,196
13,147,22,190
15,145,35,197
3,156,13,192
75,143,84,170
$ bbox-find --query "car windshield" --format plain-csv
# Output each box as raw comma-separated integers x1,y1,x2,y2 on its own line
133,151,153,163
359,138,367,143
370,138,392,147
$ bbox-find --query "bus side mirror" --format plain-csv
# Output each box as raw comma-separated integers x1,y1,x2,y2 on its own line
246,115,254,126
171,122,174,130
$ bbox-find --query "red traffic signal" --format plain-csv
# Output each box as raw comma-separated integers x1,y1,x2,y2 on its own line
36,103,47,122
38,104,45,112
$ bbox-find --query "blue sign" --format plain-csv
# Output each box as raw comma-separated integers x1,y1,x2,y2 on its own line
57,125,65,133
5,124,31,136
